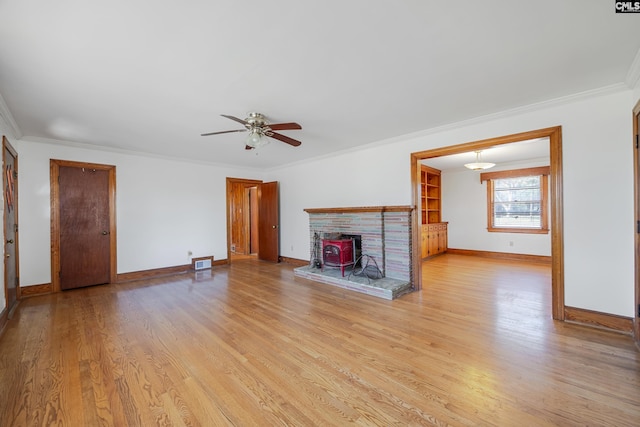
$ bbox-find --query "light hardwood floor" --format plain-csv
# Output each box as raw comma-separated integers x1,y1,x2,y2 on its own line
1,255,638,426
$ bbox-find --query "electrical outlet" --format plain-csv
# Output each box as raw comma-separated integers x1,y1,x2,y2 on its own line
509,241,514,247
188,250,193,256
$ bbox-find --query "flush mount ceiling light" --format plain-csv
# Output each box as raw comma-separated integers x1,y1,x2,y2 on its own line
464,150,495,170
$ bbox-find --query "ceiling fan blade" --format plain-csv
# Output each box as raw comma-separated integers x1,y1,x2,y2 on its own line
221,114,248,125
267,122,302,131
269,132,302,147
200,129,247,136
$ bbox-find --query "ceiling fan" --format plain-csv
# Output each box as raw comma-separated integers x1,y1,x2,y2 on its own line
201,112,302,150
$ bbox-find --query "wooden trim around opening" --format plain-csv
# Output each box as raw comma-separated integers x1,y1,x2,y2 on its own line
411,126,564,320
445,248,551,264
564,306,633,334
226,177,263,262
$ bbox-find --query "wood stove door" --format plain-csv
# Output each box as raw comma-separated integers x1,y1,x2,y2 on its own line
258,181,279,263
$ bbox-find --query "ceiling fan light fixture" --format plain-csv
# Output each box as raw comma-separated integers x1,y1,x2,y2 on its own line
201,112,302,150
464,150,495,170
246,128,270,149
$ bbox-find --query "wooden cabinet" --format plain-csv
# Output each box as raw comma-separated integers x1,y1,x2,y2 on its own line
420,165,448,258
421,227,428,258
422,222,448,258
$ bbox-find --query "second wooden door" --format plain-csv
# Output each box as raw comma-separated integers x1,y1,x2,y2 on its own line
3,136,19,313
258,181,279,263
58,164,112,290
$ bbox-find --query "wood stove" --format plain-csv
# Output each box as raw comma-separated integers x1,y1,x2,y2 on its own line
322,238,355,276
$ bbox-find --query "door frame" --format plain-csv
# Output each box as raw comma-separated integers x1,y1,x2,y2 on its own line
633,100,640,344
410,126,565,320
50,159,117,292
226,177,263,262
3,136,19,311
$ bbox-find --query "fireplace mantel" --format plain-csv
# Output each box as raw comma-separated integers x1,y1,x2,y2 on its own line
304,205,413,214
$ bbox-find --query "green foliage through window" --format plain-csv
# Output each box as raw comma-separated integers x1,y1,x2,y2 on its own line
492,176,541,228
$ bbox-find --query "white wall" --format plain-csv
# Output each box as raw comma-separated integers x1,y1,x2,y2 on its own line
16,140,263,286
268,88,636,317
4,86,639,318
441,158,551,256
268,144,411,261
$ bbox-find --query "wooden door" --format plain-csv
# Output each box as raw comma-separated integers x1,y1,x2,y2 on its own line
258,181,279,263
249,186,259,254
3,137,19,315
59,166,110,289
51,160,116,291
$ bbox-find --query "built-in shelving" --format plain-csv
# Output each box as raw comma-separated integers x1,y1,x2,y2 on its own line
420,165,441,224
420,165,447,258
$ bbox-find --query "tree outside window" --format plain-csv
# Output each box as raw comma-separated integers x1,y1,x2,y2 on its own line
480,166,550,234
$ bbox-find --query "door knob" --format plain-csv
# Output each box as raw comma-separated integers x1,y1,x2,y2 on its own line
272,225,278,229
102,231,109,235
6,239,13,244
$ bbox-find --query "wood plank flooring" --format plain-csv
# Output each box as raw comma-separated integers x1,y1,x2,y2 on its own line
1,254,639,426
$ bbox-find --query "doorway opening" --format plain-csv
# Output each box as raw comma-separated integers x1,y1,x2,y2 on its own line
226,178,261,261
410,126,564,320
226,178,280,264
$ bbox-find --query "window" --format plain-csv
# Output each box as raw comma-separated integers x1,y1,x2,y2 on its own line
480,166,550,234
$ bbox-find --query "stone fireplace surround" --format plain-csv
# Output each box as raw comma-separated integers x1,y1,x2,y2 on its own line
296,206,414,298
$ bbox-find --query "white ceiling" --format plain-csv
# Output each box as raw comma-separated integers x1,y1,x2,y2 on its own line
422,138,550,172
1,1,639,169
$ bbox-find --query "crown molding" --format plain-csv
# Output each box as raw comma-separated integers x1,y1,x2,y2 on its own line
22,136,264,172
267,83,629,173
625,47,640,90
400,83,630,142
0,91,22,139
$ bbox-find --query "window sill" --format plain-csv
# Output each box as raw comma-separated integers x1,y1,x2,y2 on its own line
487,227,550,235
